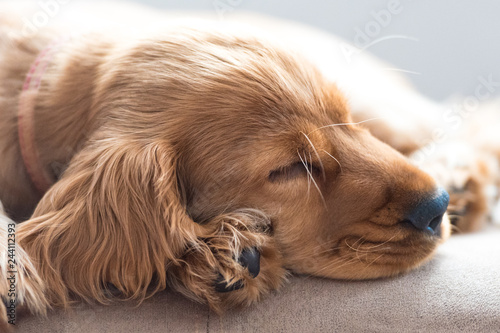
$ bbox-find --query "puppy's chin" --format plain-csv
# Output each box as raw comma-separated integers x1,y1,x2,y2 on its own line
284,215,452,281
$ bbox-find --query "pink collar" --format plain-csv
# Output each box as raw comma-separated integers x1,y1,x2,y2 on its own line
18,37,69,195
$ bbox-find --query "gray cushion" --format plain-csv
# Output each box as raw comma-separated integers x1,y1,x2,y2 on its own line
16,227,500,332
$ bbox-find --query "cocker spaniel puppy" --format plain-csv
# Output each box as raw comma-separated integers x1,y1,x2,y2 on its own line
3,4,497,325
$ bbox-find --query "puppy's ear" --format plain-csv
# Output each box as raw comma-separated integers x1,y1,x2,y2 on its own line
17,137,203,306
17,136,285,311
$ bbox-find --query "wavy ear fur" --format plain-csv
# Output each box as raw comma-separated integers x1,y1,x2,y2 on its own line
16,136,285,311
17,137,197,305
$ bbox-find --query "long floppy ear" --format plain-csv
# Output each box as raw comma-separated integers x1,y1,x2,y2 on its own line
17,137,202,306
16,137,285,310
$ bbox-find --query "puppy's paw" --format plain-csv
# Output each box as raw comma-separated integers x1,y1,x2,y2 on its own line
413,142,499,232
167,210,287,313
214,247,261,292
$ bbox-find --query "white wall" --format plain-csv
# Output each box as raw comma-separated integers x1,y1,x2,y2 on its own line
131,0,500,102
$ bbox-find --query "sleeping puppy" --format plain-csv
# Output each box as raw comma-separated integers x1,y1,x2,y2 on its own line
0,5,455,322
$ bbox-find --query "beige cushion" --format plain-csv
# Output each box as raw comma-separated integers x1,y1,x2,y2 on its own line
16,227,500,332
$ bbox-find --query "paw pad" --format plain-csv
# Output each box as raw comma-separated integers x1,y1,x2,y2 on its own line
214,248,260,292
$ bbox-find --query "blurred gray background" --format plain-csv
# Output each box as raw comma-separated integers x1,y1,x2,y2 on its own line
128,0,500,102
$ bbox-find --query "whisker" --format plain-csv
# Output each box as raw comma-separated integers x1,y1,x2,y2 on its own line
298,151,327,208
298,151,311,198
306,232,405,279
379,67,421,75
359,35,419,53
308,151,313,172
312,246,342,257
306,256,354,277
300,132,326,181
346,235,399,254
308,117,384,135
321,149,343,173
304,153,312,196
363,253,385,271
346,238,369,263
361,233,400,250
318,256,359,274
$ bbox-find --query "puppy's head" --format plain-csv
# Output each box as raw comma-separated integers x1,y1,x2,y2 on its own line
105,29,450,280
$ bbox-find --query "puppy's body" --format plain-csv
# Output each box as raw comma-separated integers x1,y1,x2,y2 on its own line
0,2,444,220
0,2,497,324
0,25,290,317
0,27,117,219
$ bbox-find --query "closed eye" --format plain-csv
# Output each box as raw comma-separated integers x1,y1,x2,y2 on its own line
268,161,321,183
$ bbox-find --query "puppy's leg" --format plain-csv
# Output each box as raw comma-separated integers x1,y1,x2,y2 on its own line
412,141,500,232
166,209,286,313
15,140,286,312
0,201,48,325
411,100,500,232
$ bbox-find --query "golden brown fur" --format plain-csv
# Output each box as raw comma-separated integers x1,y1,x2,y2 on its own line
3,9,488,325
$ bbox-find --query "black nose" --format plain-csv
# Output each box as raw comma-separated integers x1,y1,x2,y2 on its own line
403,187,449,235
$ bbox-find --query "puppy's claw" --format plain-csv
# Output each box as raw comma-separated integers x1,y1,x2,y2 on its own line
215,274,244,293
214,247,260,293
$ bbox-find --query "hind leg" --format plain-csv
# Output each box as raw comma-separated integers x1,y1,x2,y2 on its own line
411,141,500,232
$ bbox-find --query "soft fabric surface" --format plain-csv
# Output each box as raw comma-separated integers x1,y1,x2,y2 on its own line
15,227,500,332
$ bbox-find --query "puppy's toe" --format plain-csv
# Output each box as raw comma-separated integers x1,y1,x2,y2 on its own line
168,211,287,312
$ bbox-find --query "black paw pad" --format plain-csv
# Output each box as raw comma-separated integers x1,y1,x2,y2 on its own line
239,247,260,278
214,247,261,293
